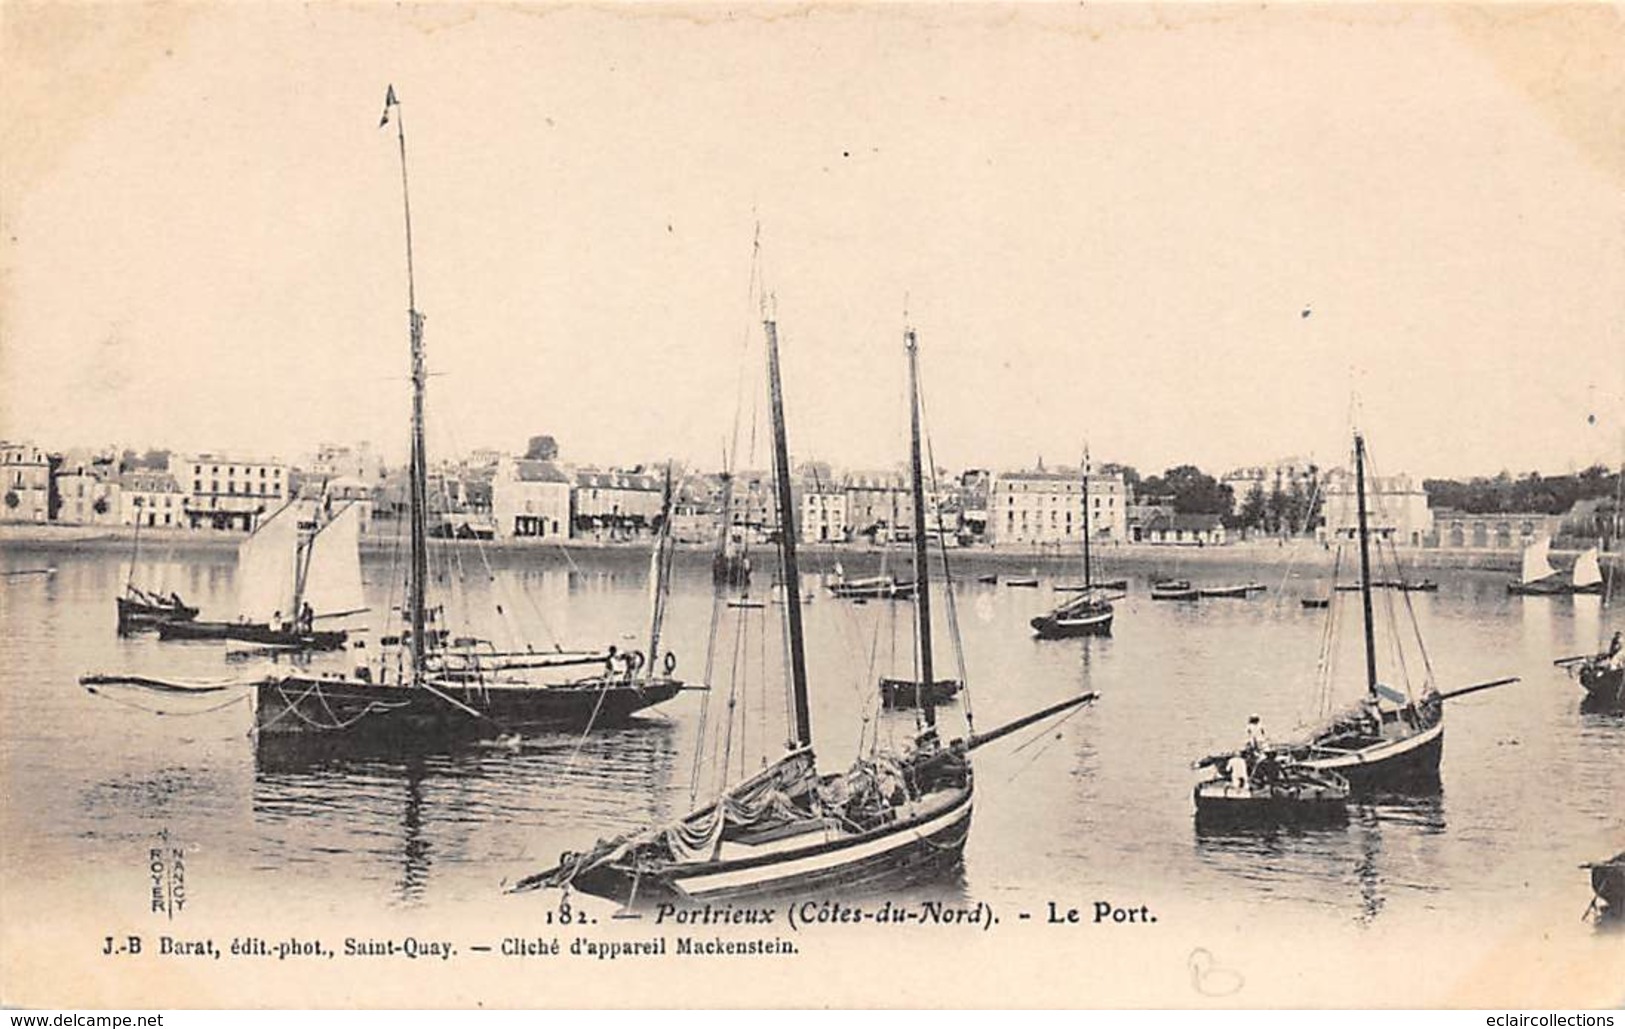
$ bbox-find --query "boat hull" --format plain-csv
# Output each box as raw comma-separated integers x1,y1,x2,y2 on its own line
828,579,917,600
1197,585,1257,599
1507,579,1601,596
878,677,962,708
1591,852,1625,913
563,788,974,907
254,674,683,738
1030,610,1113,638
1151,587,1198,601
1192,777,1349,829
158,619,348,651
1298,714,1444,792
116,596,200,633
1578,661,1625,712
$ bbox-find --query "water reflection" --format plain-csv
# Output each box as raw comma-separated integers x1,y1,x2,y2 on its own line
252,722,681,906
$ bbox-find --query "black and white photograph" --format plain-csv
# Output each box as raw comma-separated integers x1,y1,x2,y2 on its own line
1,2,1621,1010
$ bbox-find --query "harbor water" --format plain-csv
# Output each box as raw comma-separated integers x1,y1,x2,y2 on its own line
2,540,1621,999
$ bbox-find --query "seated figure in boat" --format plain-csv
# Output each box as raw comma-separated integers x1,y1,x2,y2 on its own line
1606,632,1624,670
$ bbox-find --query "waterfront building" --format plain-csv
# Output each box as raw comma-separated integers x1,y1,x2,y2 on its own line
308,442,386,487
803,487,849,543
572,467,665,539
53,460,120,525
1134,511,1227,546
1430,508,1562,550
175,453,287,531
1319,468,1432,545
491,458,572,539
117,471,184,528
1,441,54,523
988,466,1127,546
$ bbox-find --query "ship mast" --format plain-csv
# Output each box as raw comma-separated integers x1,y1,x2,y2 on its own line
384,86,429,684
1354,431,1379,699
764,315,812,750
906,329,937,731
1081,446,1093,589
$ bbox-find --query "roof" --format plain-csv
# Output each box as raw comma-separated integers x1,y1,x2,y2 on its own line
575,469,661,491
515,459,571,484
1142,512,1223,532
117,471,181,492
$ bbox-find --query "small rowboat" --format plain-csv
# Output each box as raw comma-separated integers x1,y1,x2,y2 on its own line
1585,850,1625,918
1151,579,1198,601
1197,582,1264,599
1004,576,1039,588
1301,597,1330,609
1055,577,1128,592
878,677,963,709
1193,763,1350,829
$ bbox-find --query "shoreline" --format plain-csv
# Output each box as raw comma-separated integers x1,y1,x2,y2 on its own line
5,521,1620,577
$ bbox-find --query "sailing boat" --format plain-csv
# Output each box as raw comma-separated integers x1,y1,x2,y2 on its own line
512,316,1095,905
115,501,198,633
1031,451,1114,639
1508,535,1601,595
1197,430,1516,797
246,87,683,740
156,499,363,651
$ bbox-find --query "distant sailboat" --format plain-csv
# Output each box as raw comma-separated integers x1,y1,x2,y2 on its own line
1572,546,1604,594
1507,535,1601,596
116,506,198,634
1031,449,1114,639
156,500,364,651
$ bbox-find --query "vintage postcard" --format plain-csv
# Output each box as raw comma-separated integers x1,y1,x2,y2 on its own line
2,1,1621,1010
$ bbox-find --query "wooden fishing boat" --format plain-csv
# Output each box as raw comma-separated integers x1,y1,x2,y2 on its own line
1151,579,1198,601
154,499,366,652
115,512,198,633
879,676,963,709
1033,451,1115,640
1586,850,1625,917
976,573,998,585
1508,537,1602,595
85,88,683,742
1004,575,1039,588
1055,577,1128,592
1301,596,1330,610
117,588,199,633
513,317,1096,906
1200,431,1515,796
828,574,917,600
1193,763,1350,828
1197,582,1264,599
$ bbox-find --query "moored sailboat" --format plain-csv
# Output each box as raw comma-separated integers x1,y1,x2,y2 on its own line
512,314,1096,905
1200,431,1515,796
1031,450,1114,639
1507,536,1600,595
115,506,198,633
156,499,363,651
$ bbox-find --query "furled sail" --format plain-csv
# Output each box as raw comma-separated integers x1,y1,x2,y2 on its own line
236,502,300,624
1521,535,1557,585
302,502,367,618
1573,546,1603,589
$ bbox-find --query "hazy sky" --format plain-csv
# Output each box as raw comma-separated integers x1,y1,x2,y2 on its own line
3,4,1622,479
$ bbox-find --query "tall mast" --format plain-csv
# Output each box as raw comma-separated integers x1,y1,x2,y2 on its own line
906,329,937,731
644,462,675,680
764,316,812,749
1080,446,1093,589
1354,431,1379,699
385,86,430,683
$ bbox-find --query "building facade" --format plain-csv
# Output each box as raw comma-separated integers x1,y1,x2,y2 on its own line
118,471,185,527
572,468,665,538
491,458,572,539
803,489,849,543
1,441,53,523
1319,469,1433,545
1430,509,1561,550
988,467,1128,546
175,454,288,531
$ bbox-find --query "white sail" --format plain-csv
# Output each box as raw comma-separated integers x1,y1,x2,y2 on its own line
1521,535,1557,585
1573,546,1603,589
237,502,300,624
302,502,367,618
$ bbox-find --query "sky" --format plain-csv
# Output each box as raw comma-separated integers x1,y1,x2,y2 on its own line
2,4,1622,481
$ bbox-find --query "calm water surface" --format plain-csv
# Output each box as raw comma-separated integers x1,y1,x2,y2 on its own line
3,542,1621,940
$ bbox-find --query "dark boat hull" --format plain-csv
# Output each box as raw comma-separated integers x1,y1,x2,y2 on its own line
158,619,348,651
1151,587,1198,601
1030,609,1113,638
1297,709,1444,792
1197,584,1259,599
1508,579,1601,596
255,674,684,738
1301,597,1330,609
116,596,200,633
829,580,917,599
1193,778,1349,830
1579,661,1624,712
1055,578,1128,592
1591,852,1625,912
561,788,973,907
878,677,962,708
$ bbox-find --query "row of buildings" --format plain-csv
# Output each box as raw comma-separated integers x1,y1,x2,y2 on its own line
1,438,1602,551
